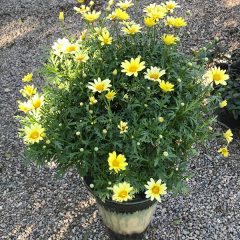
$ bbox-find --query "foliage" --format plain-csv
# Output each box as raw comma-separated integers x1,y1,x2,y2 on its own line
17,0,223,201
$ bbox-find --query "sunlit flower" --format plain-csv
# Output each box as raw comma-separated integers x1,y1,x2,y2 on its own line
144,67,166,81
59,11,64,21
165,1,180,12
117,0,133,10
20,85,37,98
89,96,98,105
94,27,108,35
218,147,229,157
98,30,113,45
162,34,178,45
107,12,117,20
219,100,227,108
121,56,145,77
115,8,130,21
75,53,89,63
159,80,174,92
22,73,33,82
64,43,79,54
108,151,128,173
112,182,134,202
144,17,156,27
52,38,70,55
223,129,233,143
118,121,128,134
87,78,111,93
205,67,229,85
74,5,90,14
83,10,101,23
18,100,33,113
121,22,141,35
165,17,187,28
24,123,45,144
144,4,167,21
31,94,44,109
105,90,116,101
145,178,167,202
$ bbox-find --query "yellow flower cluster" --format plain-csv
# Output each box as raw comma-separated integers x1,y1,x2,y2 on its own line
18,74,45,144
218,129,233,157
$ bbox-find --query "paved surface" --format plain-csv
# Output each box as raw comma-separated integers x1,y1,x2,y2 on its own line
0,0,240,239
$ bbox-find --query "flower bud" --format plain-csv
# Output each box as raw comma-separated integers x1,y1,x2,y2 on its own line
59,11,64,22
76,131,81,136
163,151,168,157
112,69,118,75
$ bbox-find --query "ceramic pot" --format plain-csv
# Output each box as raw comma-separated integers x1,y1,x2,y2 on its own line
84,177,157,240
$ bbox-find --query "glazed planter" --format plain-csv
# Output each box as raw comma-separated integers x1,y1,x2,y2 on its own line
84,178,157,240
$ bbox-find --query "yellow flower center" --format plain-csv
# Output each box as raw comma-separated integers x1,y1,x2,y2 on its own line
213,73,221,81
66,46,77,53
119,190,128,198
129,64,138,73
152,186,160,194
149,73,160,80
33,99,41,108
76,55,85,61
112,159,120,167
30,131,40,140
95,83,105,91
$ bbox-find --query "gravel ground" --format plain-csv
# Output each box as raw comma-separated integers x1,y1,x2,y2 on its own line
0,0,240,239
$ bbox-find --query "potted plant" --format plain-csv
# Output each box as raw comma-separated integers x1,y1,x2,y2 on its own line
17,0,233,239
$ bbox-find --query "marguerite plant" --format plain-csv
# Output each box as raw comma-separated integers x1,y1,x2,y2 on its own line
17,0,232,202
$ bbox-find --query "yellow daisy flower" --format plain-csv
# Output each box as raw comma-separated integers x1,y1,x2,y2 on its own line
117,0,134,10
121,22,141,35
165,17,187,28
112,182,134,202
223,129,233,143
121,56,145,77
65,43,79,54
18,100,33,113
162,34,178,45
219,100,227,108
115,8,130,21
144,67,166,81
98,30,113,45
218,147,229,157
52,38,70,55
24,123,45,144
165,1,180,12
20,85,37,98
145,178,167,202
108,151,128,173
118,121,128,134
205,67,229,86
144,4,167,21
87,78,112,93
89,96,97,105
159,80,174,92
144,17,156,27
105,90,116,101
107,12,117,21
83,10,101,23
22,73,33,82
31,94,44,109
74,5,90,14
75,53,89,63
